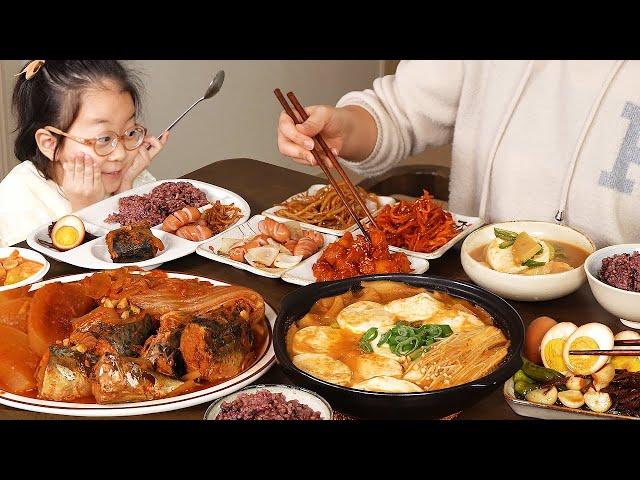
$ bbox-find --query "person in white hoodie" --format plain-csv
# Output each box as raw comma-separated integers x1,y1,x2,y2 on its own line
277,60,639,247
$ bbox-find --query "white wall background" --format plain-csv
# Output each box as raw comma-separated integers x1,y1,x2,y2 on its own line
128,60,382,179
0,60,382,179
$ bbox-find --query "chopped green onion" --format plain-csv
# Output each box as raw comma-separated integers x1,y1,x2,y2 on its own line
359,327,378,353
437,325,453,337
395,337,419,356
377,330,392,347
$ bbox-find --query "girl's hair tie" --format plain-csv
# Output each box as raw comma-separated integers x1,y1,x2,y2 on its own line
15,60,45,80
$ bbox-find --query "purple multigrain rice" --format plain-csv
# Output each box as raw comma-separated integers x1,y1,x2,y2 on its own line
105,182,208,226
598,251,640,292
215,389,323,420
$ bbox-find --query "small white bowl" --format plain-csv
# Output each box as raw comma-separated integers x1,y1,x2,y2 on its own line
584,244,640,329
0,247,50,292
461,221,595,302
204,384,333,420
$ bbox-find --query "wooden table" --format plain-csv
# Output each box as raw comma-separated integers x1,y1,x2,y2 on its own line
1,158,619,420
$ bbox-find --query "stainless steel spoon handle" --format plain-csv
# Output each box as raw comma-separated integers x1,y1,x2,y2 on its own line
160,96,205,138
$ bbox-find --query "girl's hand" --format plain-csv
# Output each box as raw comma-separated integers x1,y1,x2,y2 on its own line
118,132,169,193
61,152,106,212
278,105,347,167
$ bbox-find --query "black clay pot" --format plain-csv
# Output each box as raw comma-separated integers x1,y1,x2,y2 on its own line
273,274,524,419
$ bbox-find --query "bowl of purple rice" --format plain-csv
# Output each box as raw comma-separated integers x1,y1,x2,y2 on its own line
585,244,640,329
204,384,333,420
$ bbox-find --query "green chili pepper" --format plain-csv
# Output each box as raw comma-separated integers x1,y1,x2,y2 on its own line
514,380,539,397
513,369,535,384
494,228,518,241
521,359,564,382
522,259,547,268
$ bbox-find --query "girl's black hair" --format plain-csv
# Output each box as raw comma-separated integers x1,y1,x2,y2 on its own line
11,60,143,180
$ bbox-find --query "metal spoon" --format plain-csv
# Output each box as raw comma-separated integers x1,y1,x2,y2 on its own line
147,70,225,148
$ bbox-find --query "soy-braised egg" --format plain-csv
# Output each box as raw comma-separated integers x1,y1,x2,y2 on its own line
562,323,614,375
51,215,85,250
539,322,577,374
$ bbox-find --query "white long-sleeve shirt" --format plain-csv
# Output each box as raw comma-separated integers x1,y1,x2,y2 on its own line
0,161,155,246
337,60,640,247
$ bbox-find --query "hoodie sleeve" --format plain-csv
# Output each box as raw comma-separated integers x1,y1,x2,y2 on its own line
336,60,464,177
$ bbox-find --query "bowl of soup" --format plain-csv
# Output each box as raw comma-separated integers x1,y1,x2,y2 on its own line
461,221,595,302
273,275,524,419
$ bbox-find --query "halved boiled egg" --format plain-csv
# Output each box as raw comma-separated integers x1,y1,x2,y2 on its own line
51,215,85,250
611,331,640,372
562,323,614,376
540,322,577,374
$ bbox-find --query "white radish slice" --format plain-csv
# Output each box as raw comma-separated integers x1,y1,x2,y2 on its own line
273,253,303,269
267,238,293,254
215,238,244,255
283,221,303,240
244,246,280,268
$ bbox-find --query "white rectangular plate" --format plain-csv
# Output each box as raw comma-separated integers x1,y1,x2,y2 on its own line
503,378,638,420
381,214,484,260
281,230,429,286
262,184,395,236
196,215,338,279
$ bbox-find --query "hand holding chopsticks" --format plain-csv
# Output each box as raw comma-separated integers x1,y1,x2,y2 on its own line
274,89,379,242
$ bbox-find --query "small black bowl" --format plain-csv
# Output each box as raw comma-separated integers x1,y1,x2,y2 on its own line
273,274,525,419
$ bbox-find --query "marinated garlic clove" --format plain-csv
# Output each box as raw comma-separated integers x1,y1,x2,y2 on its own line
584,387,612,413
566,375,591,391
592,364,615,391
525,386,558,405
558,390,585,409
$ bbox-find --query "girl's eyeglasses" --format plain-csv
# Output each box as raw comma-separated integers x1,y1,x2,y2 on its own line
44,125,147,157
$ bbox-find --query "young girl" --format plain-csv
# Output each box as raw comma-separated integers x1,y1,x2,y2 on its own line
0,60,169,247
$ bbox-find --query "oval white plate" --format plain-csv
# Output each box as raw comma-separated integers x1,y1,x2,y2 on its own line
204,383,333,420
0,271,275,417
0,247,50,292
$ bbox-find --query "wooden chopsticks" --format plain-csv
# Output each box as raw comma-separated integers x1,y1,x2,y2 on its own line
568,349,640,356
569,339,640,356
274,89,379,241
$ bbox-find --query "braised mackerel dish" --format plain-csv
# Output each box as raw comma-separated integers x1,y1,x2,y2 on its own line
0,268,267,404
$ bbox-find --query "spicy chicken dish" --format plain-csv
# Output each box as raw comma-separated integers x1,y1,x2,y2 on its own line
0,268,267,404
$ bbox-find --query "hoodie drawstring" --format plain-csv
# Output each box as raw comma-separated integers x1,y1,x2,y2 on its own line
479,60,534,220
554,60,625,222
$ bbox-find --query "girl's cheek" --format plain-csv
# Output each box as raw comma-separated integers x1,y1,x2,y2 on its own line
57,143,94,162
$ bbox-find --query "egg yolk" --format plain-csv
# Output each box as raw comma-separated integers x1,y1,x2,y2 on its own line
567,336,599,373
54,226,79,247
543,338,568,372
612,355,640,372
